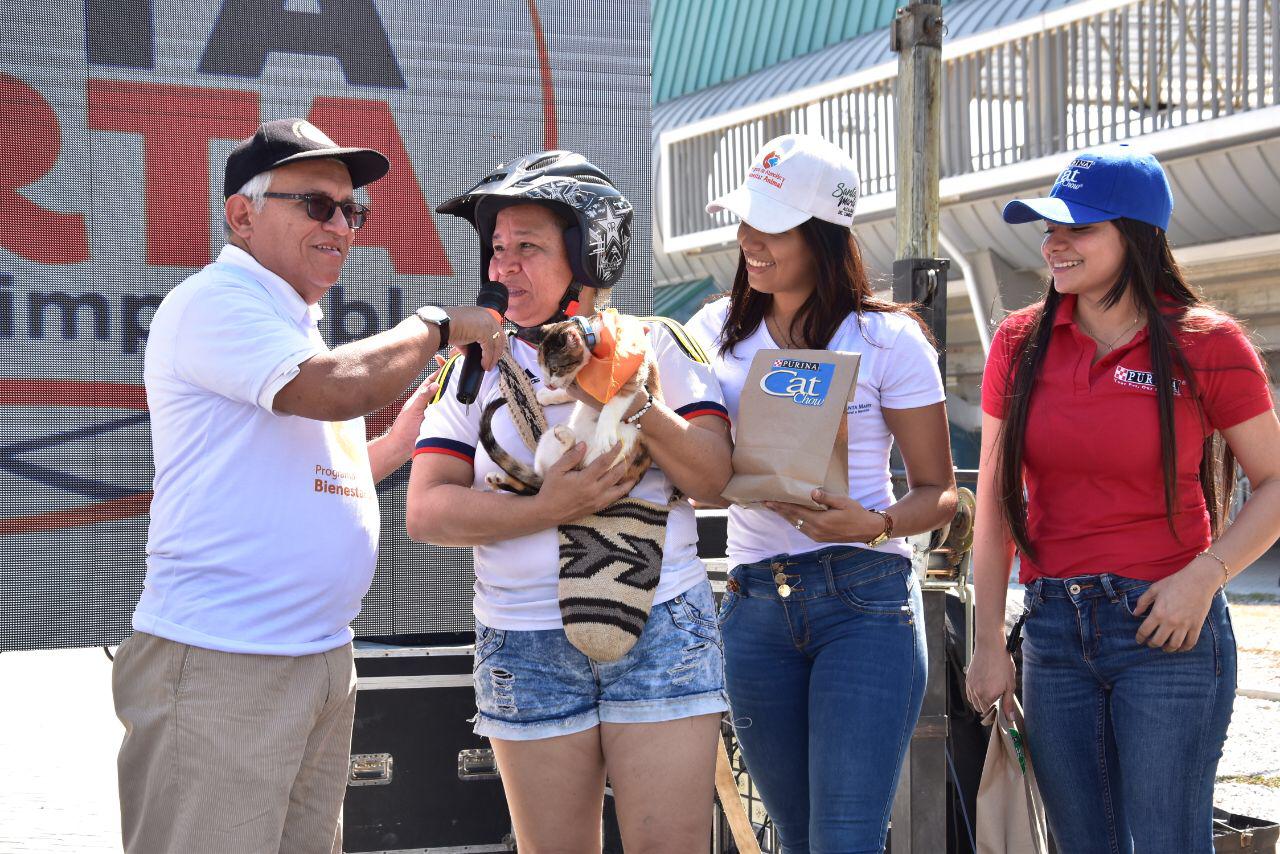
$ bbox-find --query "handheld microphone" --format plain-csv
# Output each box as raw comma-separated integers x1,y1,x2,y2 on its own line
455,281,509,404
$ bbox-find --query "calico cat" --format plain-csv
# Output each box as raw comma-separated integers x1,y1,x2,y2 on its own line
480,315,660,495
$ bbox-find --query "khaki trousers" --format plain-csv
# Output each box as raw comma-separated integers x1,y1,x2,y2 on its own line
113,632,356,854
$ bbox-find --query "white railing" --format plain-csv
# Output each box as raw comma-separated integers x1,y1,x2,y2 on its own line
660,0,1280,251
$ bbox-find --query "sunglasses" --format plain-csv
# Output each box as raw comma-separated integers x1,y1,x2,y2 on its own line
263,192,370,229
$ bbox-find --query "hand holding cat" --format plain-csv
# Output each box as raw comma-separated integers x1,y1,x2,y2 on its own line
384,359,446,451
765,489,889,543
535,441,637,524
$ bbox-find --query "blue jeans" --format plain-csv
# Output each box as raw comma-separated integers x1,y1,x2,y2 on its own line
1021,575,1236,854
719,546,926,854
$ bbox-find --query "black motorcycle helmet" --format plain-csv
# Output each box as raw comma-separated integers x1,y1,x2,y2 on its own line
437,150,633,324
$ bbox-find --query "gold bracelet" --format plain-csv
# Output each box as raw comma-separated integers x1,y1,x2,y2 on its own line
1200,548,1230,587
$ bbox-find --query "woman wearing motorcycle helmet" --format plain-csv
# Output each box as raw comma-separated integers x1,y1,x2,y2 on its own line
406,151,733,852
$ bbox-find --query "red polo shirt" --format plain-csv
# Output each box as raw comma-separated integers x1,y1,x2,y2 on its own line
982,294,1272,583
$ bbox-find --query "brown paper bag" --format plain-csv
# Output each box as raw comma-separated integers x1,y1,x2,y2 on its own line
721,348,859,510
976,699,1050,854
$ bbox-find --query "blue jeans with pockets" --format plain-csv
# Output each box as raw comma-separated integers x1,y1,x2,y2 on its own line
1021,574,1236,854
719,546,926,854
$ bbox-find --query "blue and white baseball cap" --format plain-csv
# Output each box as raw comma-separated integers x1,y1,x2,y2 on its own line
1002,143,1174,231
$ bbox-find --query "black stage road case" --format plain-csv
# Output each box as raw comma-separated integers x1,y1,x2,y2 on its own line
344,635,514,853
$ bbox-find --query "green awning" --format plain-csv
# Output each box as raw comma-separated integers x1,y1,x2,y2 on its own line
652,277,723,324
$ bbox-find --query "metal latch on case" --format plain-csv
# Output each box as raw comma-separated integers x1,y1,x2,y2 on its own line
347,753,393,786
458,748,501,781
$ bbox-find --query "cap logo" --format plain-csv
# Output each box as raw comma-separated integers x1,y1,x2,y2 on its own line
292,120,336,147
831,182,858,218
1055,166,1086,192
749,152,786,189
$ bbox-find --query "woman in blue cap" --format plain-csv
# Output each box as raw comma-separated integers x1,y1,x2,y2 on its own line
966,143,1280,852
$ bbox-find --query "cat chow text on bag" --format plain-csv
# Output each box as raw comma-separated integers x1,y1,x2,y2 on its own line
723,348,859,510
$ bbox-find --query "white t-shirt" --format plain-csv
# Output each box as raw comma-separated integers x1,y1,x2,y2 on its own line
137,245,380,656
417,320,729,630
686,298,944,568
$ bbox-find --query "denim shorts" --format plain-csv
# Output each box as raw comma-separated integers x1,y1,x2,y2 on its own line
471,578,728,741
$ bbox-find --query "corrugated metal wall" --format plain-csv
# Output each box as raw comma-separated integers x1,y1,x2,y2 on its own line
651,0,901,103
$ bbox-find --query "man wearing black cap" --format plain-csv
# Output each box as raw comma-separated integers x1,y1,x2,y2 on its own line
111,118,503,854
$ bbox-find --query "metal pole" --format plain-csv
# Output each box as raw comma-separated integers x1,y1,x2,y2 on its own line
889,5,950,853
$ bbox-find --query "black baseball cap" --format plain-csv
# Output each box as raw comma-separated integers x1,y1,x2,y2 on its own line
223,118,390,198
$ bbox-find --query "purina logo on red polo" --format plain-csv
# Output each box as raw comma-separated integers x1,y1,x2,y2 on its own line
761,151,780,168
1113,365,1183,394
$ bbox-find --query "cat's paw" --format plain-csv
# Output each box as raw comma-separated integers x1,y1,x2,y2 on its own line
587,432,619,462
552,424,576,449
537,387,573,405
484,472,508,490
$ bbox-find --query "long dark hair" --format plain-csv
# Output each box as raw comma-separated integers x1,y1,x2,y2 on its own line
995,217,1238,559
717,217,928,355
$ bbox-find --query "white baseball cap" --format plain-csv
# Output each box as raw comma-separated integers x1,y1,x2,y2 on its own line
706,134,860,234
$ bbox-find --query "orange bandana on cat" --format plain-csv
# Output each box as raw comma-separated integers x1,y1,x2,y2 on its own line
574,308,647,404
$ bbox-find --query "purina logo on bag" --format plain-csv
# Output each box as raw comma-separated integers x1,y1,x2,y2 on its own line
761,358,835,406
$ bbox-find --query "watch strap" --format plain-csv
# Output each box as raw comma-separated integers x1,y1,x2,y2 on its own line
415,305,450,350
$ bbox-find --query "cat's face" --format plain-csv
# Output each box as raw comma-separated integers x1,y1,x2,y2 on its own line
537,321,592,390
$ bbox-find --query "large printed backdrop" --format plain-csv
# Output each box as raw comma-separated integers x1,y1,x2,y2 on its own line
0,0,651,650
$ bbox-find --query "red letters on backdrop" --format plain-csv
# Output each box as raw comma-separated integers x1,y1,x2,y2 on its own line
6,77,453,274
87,81,260,267
308,97,452,276
0,74,90,264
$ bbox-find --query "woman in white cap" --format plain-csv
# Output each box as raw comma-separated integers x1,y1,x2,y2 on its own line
685,134,958,853
966,144,1280,852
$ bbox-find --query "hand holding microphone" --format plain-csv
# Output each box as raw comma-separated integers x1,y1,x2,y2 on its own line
455,282,509,403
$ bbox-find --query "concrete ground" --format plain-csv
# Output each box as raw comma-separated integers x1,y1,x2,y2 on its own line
0,560,1276,852
1217,550,1280,821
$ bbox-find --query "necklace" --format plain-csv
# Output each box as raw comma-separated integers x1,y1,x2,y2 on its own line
765,314,799,349
1079,313,1141,354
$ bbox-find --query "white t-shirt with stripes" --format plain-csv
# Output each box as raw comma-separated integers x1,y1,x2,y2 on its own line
417,320,729,630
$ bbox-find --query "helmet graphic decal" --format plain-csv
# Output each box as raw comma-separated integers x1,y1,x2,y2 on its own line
588,199,631,281
524,178,596,209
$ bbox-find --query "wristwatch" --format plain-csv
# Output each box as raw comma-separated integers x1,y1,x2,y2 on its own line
865,509,894,547
415,305,450,350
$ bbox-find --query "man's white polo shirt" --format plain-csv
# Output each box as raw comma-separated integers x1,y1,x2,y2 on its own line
137,245,379,656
